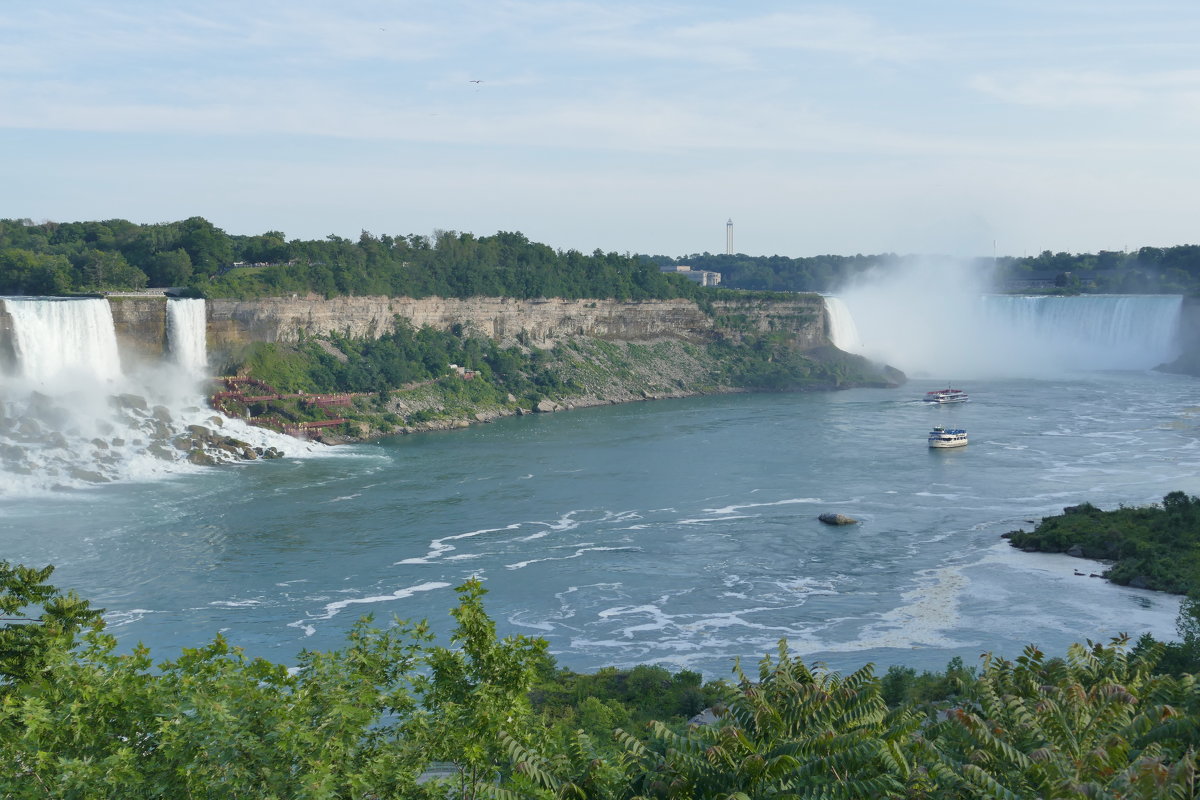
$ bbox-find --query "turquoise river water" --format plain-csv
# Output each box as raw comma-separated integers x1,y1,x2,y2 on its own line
2,371,1196,677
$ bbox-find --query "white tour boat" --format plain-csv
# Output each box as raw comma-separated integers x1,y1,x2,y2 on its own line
923,388,969,404
928,425,968,448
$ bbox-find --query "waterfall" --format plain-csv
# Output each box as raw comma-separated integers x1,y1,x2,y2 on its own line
167,298,208,376
832,293,1182,378
0,296,314,496
823,296,864,353
981,295,1182,371
3,297,123,384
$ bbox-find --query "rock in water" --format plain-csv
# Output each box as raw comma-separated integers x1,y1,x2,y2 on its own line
818,512,858,525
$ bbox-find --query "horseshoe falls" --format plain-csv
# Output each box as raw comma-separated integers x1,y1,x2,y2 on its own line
826,293,1182,378
822,295,864,353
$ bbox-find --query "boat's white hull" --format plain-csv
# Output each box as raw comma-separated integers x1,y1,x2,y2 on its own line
924,396,969,404
929,437,968,448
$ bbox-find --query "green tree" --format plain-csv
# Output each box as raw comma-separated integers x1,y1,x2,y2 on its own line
409,577,549,799
0,562,101,694
147,248,193,287
80,250,148,290
0,249,73,294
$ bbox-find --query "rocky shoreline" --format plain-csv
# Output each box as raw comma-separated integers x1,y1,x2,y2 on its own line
273,337,899,446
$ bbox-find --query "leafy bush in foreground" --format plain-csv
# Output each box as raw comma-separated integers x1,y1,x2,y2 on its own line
3,561,1199,798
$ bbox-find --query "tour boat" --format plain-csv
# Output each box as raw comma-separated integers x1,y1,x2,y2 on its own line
928,425,968,448
922,388,969,404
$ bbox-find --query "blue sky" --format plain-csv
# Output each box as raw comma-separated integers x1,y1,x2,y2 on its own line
2,1,1198,259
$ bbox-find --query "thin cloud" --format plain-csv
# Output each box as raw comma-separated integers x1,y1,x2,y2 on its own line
970,69,1200,109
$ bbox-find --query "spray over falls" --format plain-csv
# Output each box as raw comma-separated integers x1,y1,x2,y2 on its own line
0,296,302,496
824,261,1182,378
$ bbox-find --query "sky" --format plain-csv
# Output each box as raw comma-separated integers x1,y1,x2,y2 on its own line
2,1,1199,260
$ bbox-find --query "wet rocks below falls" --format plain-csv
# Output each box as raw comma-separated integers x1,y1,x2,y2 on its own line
0,390,283,489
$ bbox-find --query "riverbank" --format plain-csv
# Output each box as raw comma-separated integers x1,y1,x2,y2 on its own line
238,336,902,444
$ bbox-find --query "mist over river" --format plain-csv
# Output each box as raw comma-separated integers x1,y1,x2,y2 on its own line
2,370,1196,677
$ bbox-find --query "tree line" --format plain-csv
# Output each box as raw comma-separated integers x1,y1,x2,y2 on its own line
0,217,707,301
4,216,1197,300
650,245,1200,295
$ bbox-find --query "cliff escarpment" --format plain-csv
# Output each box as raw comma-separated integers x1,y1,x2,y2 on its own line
201,294,827,359
101,292,898,442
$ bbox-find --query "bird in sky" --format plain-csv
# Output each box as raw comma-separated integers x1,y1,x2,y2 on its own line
469,80,483,84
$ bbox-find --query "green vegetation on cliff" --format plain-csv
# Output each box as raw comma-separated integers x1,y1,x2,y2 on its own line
5,562,1200,799
220,312,900,440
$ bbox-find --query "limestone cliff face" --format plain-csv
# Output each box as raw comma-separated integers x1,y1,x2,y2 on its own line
106,296,168,366
0,305,15,373
203,294,829,358
98,293,830,369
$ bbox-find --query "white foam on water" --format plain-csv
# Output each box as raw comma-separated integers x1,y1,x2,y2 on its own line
395,524,522,565
505,545,640,570
287,580,452,635
838,566,970,651
705,497,823,514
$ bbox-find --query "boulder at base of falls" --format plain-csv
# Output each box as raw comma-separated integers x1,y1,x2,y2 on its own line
818,512,859,526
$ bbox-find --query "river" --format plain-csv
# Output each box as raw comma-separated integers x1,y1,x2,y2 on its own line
1,369,1195,677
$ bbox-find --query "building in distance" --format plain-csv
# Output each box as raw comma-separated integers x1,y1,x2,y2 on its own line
660,264,722,287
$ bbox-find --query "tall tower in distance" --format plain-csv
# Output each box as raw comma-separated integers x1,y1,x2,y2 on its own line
725,218,734,255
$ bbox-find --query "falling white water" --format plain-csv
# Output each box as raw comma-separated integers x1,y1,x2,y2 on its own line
167,298,208,377
822,296,864,353
4,297,123,384
833,260,1183,378
0,296,322,496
